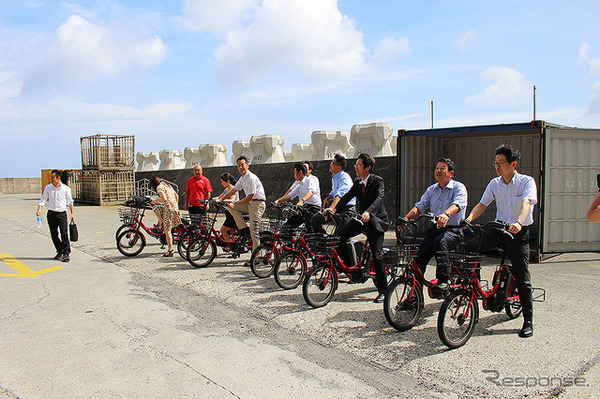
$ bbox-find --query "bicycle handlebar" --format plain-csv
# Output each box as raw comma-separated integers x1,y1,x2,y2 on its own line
396,213,437,227
323,208,363,226
127,195,152,207
460,219,514,240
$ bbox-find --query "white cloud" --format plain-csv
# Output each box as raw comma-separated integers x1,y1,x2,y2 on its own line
214,0,366,85
578,42,600,77
20,15,166,95
178,0,259,34
373,37,411,61
588,81,600,115
455,31,476,52
578,42,591,64
0,96,192,123
465,66,531,106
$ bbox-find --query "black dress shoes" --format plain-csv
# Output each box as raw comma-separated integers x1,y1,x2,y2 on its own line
373,293,385,303
519,320,533,338
53,253,62,260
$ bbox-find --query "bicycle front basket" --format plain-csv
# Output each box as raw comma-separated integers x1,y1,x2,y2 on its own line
118,207,138,224
437,251,482,278
383,244,419,268
279,225,306,242
305,233,339,256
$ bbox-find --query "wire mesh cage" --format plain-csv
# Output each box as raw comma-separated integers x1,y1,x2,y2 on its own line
80,134,135,170
304,233,339,256
73,170,134,205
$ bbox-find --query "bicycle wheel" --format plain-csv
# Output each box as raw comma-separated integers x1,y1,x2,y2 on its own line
177,229,196,260
384,277,423,332
505,281,522,319
302,263,338,308
186,236,217,268
250,243,279,278
437,290,478,349
115,223,130,242
116,229,146,257
274,251,307,290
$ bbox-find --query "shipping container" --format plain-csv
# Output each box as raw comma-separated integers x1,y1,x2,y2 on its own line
397,120,600,259
80,134,135,170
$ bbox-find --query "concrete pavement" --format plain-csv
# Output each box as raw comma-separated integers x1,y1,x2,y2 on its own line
1,194,599,398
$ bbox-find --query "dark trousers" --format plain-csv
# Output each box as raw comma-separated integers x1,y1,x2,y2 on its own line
310,206,356,235
48,210,70,255
285,204,320,232
470,226,533,322
188,205,206,215
337,219,387,294
415,226,463,280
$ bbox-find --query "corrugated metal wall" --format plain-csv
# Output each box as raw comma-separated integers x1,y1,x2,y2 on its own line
400,133,540,228
543,128,600,251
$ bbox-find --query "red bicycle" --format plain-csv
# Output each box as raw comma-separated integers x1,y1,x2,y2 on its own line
383,214,456,331
116,196,188,257
436,220,545,348
185,199,253,268
249,201,298,278
272,206,337,289
301,213,398,308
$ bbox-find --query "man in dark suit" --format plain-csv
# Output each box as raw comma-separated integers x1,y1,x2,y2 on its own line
332,153,389,303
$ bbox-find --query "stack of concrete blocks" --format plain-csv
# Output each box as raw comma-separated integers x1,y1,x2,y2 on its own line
184,147,202,168
349,123,395,157
290,143,316,162
159,150,186,170
311,131,353,160
231,140,253,165
249,135,286,164
199,144,228,167
136,152,160,172
283,151,294,162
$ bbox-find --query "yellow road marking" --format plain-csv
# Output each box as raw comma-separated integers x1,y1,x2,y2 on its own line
0,253,64,277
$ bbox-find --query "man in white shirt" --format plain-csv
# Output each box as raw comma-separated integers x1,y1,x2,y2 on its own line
227,156,267,256
275,163,321,230
466,145,537,338
36,170,74,262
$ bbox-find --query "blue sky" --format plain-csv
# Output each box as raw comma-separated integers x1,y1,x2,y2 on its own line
1,0,600,177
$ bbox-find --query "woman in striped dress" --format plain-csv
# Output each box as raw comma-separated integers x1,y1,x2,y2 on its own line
149,176,182,257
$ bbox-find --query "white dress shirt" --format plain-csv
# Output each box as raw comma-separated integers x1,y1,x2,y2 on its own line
233,170,266,201
289,176,321,206
480,172,537,226
38,183,74,212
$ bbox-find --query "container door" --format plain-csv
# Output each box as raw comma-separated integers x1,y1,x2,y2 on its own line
542,127,600,252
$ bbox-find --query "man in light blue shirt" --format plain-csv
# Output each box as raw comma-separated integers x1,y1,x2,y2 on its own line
466,144,537,338
403,158,467,288
311,154,356,234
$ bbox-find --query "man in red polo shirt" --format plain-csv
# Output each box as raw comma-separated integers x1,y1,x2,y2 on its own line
185,165,212,214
